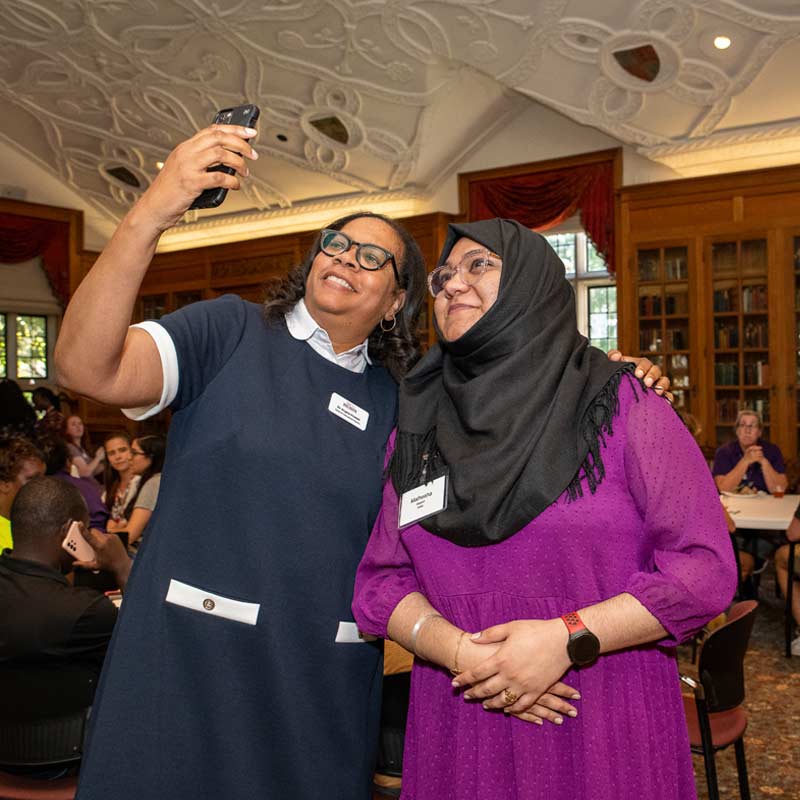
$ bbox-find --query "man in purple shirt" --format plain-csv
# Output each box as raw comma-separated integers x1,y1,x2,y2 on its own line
713,409,786,494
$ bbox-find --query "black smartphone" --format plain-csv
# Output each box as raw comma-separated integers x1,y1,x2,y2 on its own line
189,103,260,210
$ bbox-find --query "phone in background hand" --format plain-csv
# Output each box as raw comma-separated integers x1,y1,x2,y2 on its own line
61,520,96,562
189,103,260,210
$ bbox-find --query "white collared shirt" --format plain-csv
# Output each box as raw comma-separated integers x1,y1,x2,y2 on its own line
122,298,371,421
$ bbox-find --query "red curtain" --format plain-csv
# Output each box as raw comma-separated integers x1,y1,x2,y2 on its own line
467,160,616,271
0,213,70,304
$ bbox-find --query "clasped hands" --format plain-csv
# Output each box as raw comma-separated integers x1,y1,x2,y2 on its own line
742,445,765,467
450,618,578,727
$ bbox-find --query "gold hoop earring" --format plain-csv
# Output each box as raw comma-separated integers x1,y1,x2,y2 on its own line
380,316,397,333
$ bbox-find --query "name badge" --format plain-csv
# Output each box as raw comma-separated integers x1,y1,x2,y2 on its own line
398,474,448,528
328,392,369,431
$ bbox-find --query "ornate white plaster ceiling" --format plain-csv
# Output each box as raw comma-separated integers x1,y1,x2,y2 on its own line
1,0,799,250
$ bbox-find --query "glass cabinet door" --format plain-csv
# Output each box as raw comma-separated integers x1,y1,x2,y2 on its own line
636,245,691,410
711,238,769,446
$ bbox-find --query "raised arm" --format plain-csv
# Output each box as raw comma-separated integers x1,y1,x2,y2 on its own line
54,124,257,407
71,449,104,478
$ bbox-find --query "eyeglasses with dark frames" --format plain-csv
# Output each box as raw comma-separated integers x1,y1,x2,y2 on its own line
319,229,400,284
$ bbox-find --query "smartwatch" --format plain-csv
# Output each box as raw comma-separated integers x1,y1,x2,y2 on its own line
561,611,600,667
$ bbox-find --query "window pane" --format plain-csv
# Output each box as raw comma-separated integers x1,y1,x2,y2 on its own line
546,234,577,274
588,285,618,352
586,239,607,272
0,314,6,378
16,315,48,378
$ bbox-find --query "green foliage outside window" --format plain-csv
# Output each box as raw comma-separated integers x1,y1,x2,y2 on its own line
16,315,47,378
586,240,607,272
588,286,618,352
546,234,577,273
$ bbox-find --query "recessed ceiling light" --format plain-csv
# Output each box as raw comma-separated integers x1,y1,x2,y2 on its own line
156,161,165,170
714,35,731,50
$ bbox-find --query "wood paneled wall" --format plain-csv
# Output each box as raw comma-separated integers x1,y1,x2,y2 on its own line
72,212,455,438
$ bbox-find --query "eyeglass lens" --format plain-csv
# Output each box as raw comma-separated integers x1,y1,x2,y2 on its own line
429,251,500,297
320,230,392,271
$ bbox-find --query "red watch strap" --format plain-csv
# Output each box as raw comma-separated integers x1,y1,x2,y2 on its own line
561,611,586,635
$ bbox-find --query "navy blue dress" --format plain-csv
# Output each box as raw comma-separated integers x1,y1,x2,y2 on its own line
77,296,397,799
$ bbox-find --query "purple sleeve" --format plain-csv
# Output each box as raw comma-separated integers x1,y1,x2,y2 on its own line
352,432,421,638
765,441,786,474
711,441,736,477
622,392,738,645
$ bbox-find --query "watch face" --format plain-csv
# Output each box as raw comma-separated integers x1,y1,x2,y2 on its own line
569,630,600,666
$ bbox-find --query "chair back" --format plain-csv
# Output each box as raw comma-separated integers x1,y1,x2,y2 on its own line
0,663,95,767
697,600,757,714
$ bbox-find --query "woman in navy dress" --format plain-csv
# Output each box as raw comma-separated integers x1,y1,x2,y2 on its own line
56,122,427,800
56,123,667,798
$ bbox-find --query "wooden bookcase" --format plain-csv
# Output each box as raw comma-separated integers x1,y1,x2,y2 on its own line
619,165,800,456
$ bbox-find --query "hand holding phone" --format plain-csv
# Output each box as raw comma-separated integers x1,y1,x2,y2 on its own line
62,521,96,562
189,103,260,210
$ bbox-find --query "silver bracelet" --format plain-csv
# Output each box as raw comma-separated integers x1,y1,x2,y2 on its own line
410,612,442,654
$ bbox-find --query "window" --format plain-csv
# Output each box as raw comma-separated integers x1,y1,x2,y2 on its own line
543,231,617,352
547,234,577,273
588,286,618,352
0,312,55,382
16,315,48,378
0,258,62,388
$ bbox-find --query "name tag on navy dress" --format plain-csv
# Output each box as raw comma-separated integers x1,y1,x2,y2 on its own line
398,474,448,528
328,393,369,430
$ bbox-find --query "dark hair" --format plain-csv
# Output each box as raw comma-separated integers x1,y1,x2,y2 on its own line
102,431,132,512
0,380,36,438
262,212,428,381
132,434,166,493
10,476,88,546
32,387,60,408
0,437,45,483
39,436,71,476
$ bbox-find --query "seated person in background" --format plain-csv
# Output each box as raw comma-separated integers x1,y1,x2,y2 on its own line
676,408,754,581
32,387,65,440
0,438,45,553
41,437,109,532
63,414,105,480
0,478,131,703
125,435,165,549
102,432,139,530
0,379,37,441
712,409,786,494
775,515,800,655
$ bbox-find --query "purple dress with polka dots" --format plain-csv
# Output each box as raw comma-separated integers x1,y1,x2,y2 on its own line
353,381,737,800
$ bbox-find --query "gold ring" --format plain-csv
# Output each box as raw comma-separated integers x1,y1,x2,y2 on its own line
502,688,517,705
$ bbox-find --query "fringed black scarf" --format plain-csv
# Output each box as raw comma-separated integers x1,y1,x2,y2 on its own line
389,219,637,547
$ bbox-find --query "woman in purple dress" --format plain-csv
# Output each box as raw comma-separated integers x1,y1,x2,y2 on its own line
353,219,738,800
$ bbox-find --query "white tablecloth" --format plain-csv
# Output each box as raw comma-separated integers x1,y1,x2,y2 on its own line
719,493,800,530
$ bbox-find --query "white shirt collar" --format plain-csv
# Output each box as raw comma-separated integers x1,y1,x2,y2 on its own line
285,298,372,372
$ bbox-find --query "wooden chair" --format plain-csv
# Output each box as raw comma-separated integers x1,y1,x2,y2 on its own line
681,600,757,800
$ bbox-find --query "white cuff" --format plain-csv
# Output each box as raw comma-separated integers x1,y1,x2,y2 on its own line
121,321,179,420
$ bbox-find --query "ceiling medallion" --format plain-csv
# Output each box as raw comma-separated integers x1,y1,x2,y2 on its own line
600,34,679,93
612,45,660,83
309,115,349,145
105,166,141,188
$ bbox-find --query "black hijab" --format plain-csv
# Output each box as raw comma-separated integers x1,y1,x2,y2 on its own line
390,219,636,547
